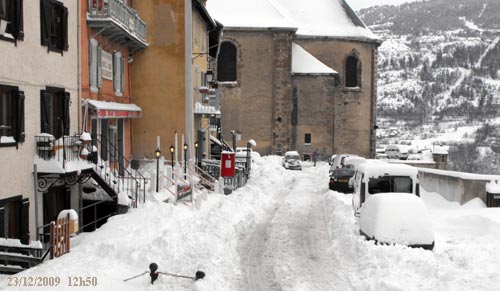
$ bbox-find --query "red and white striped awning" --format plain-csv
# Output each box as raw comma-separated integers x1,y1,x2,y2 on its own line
85,99,142,119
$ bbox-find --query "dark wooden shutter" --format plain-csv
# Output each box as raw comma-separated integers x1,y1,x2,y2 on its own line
62,5,68,51
20,198,29,245
16,90,25,143
40,90,51,133
63,92,70,135
40,0,51,46
16,0,23,40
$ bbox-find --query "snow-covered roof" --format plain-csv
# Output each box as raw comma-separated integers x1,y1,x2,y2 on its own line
292,43,337,75
207,0,379,42
206,0,296,30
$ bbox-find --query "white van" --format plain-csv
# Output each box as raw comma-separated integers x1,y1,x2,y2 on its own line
352,160,420,215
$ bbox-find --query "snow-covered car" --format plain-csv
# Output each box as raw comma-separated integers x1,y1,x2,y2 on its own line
282,151,302,170
358,193,435,250
329,168,355,193
352,160,420,214
329,154,358,174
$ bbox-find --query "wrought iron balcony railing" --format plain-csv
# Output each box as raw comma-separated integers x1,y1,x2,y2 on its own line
87,0,148,52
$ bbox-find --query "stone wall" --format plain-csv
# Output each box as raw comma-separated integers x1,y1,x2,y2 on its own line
418,168,500,204
218,29,294,155
295,38,379,158
292,74,335,160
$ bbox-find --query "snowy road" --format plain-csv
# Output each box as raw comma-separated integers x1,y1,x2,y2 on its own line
240,168,353,291
2,157,500,291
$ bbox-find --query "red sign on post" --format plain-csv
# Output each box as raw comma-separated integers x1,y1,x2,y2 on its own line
221,152,235,177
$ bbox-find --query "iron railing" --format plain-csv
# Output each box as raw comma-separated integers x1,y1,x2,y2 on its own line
91,133,147,205
87,0,147,43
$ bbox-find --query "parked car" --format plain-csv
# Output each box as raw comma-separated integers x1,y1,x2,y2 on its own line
282,151,302,170
329,154,358,174
385,144,400,159
352,160,420,215
358,193,434,250
328,154,337,165
329,168,356,193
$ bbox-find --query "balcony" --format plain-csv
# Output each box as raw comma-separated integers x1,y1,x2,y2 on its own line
87,0,148,52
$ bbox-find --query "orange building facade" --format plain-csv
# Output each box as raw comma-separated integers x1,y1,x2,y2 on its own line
80,0,148,166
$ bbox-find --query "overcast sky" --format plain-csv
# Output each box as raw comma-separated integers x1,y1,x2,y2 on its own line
346,0,418,10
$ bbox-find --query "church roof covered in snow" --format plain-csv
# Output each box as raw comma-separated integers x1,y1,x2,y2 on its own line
207,0,379,42
292,43,337,75
206,0,296,30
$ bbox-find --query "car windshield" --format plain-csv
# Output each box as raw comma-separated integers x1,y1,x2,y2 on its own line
368,176,412,194
286,155,300,160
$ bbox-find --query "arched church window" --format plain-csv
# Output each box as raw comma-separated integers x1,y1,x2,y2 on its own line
345,55,361,88
217,42,237,82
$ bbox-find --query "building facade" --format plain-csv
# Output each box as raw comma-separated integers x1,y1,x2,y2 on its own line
130,0,221,162
0,0,78,244
208,0,381,158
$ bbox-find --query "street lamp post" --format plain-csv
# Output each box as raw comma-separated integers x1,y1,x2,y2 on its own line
183,143,188,179
170,145,175,180
194,141,199,170
155,148,161,193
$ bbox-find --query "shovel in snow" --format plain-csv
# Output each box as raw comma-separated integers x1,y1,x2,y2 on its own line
123,263,205,284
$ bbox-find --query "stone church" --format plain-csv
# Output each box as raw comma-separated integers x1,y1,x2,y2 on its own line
207,0,381,159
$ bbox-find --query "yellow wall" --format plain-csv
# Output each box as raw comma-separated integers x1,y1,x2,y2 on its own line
131,0,187,158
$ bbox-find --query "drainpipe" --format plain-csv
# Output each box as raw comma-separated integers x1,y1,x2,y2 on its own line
185,0,194,158
78,0,82,133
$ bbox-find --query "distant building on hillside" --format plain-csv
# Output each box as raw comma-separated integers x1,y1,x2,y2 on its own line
207,0,382,159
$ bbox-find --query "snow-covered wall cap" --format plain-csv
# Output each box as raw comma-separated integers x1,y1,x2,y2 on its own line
57,209,78,220
194,102,221,115
292,43,337,75
248,139,256,147
80,132,92,141
206,0,297,30
432,146,449,155
268,0,380,41
486,180,500,194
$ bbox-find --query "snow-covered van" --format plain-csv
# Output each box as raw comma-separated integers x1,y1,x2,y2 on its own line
352,160,420,214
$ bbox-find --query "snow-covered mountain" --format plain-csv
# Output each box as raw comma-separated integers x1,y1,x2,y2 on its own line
358,0,500,174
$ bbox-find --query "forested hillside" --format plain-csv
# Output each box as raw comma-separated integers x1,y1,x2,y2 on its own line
358,0,500,173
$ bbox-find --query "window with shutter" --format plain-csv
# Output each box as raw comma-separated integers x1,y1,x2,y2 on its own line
40,87,70,139
39,0,67,52
0,0,23,42
0,84,23,147
217,42,237,82
0,195,23,240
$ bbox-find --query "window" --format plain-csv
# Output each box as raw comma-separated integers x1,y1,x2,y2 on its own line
345,55,361,88
40,87,70,139
368,176,413,194
0,84,24,146
304,133,311,145
40,0,68,52
217,42,237,82
0,196,30,244
0,0,23,41
89,38,102,92
113,52,124,96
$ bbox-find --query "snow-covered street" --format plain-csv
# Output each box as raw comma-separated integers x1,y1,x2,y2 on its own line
2,156,500,291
